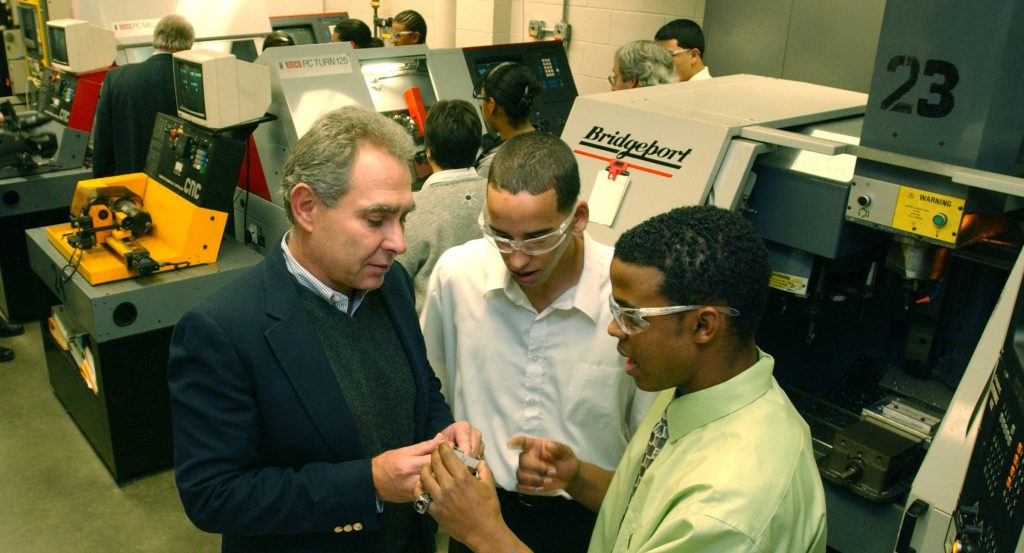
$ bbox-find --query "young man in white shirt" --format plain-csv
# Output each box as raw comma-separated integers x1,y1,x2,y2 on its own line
420,132,655,553
655,18,712,82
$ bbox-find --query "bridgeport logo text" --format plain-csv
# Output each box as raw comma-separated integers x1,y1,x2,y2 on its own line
579,126,692,169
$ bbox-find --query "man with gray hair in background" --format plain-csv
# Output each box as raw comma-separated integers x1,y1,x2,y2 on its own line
168,106,481,552
93,14,195,177
608,39,677,91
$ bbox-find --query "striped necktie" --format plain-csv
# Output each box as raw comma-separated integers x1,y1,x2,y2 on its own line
630,410,669,499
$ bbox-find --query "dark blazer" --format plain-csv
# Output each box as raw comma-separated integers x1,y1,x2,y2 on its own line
92,53,178,178
168,239,454,553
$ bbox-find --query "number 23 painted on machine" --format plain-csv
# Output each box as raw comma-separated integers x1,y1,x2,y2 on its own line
880,56,959,119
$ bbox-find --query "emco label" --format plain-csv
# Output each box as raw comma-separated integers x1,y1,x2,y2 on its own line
278,54,353,78
892,186,965,244
110,19,160,38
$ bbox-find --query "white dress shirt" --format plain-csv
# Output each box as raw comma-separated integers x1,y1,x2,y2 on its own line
420,233,657,492
420,166,481,189
690,66,712,81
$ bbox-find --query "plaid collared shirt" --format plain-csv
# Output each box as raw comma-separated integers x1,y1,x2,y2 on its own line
281,232,365,316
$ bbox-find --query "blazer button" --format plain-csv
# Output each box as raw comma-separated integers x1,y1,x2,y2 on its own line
353,522,363,531
334,526,343,534
344,524,353,533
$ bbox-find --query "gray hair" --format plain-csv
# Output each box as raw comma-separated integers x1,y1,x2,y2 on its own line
153,15,194,52
616,40,677,87
280,106,415,224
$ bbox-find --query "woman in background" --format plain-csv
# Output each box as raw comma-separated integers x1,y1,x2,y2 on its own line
472,62,542,178
391,10,427,45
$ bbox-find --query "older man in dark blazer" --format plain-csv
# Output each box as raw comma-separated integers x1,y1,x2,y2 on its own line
168,106,481,553
91,14,193,177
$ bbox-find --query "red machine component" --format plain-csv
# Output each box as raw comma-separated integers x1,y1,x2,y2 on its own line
404,86,427,137
66,68,110,133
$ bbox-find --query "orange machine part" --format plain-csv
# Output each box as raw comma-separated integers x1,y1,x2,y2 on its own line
404,86,427,137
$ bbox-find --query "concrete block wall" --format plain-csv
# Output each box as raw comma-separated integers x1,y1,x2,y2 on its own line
310,0,707,95
510,0,705,94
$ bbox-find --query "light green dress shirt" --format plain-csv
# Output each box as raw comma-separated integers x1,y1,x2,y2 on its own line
588,351,828,553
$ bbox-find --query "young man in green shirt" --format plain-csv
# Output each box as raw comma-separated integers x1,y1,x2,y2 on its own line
420,205,828,553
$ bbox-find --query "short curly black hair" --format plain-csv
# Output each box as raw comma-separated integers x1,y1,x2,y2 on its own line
490,132,578,213
614,206,769,341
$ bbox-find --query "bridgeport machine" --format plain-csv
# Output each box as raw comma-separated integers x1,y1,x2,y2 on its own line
559,1,1024,551
26,49,269,482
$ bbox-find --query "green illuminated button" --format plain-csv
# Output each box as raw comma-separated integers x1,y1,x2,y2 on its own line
932,213,948,227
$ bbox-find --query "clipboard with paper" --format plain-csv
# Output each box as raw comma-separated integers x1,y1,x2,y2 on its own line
587,160,631,227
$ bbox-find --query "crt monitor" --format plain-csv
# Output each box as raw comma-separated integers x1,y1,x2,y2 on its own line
473,58,521,80
275,25,317,46
17,2,43,61
173,49,272,129
270,13,348,44
194,39,259,63
46,19,115,74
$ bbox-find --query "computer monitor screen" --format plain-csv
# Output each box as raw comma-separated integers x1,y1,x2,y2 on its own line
18,4,40,56
47,25,68,66
173,49,271,129
463,42,578,136
473,56,565,92
46,19,116,74
175,59,206,119
474,58,518,80
278,25,316,45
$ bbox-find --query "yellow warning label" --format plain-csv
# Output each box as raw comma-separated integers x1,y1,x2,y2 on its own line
891,186,964,244
769,271,809,297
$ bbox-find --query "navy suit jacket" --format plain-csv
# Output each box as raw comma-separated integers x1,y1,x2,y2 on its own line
168,239,454,552
92,53,178,178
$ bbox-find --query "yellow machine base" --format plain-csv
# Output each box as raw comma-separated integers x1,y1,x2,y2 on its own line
46,173,229,285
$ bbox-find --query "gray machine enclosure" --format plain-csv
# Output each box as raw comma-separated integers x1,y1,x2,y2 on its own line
238,43,478,252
